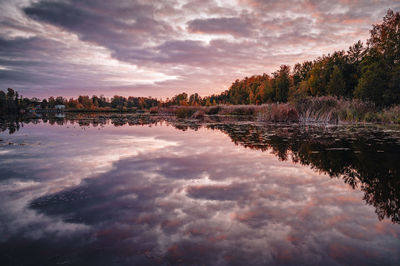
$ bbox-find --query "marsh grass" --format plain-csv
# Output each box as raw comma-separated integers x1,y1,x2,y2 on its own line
379,106,400,123
256,103,299,122
160,97,400,124
292,97,375,123
216,105,257,116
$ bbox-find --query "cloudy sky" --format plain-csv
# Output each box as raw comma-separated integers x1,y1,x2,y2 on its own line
0,0,399,99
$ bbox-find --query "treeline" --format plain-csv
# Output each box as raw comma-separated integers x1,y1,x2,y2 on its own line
38,95,159,111
168,9,399,107
204,9,400,106
0,90,160,114
1,9,399,115
145,9,399,108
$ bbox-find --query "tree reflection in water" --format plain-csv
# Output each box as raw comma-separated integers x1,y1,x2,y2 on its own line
1,114,400,265
209,123,400,224
1,114,399,224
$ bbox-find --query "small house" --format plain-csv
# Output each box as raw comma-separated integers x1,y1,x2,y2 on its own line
55,105,65,110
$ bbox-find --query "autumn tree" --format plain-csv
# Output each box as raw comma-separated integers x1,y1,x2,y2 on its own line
189,93,201,106
368,9,400,68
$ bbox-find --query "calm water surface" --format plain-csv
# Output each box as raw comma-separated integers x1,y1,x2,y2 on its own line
0,115,399,265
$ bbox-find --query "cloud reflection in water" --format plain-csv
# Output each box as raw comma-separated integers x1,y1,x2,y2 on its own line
0,119,399,265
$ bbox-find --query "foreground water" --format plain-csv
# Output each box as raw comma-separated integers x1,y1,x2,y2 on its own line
0,115,399,265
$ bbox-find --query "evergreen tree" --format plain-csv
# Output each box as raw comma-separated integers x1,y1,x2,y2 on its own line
274,65,290,102
327,65,346,97
354,59,388,105
386,64,400,105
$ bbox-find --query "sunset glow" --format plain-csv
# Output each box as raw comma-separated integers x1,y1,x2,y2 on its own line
0,0,399,98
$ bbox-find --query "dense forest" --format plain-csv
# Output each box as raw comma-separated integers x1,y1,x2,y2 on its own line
206,9,400,107
0,9,399,115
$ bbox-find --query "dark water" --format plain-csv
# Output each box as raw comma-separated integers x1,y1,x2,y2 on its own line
0,115,399,266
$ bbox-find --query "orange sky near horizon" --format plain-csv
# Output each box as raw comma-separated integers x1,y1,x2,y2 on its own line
0,0,399,99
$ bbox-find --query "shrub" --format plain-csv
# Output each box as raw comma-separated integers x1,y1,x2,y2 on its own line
149,107,159,114
175,107,197,118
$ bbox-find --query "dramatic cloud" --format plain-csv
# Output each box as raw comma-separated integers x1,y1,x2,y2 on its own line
0,0,399,97
187,17,252,36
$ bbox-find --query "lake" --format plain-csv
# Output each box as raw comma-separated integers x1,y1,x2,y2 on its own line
0,114,399,265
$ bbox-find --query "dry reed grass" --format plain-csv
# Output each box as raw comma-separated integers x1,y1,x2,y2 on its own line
159,97,400,124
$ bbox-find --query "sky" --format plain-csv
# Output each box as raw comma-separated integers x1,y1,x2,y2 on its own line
0,0,399,99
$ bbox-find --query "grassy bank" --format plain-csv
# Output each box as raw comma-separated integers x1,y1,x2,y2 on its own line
17,97,400,124
152,97,400,124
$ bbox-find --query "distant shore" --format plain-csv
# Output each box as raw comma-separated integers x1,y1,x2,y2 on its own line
74,96,400,124
3,96,400,125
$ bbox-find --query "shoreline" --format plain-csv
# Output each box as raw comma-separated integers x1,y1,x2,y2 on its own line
2,111,400,127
